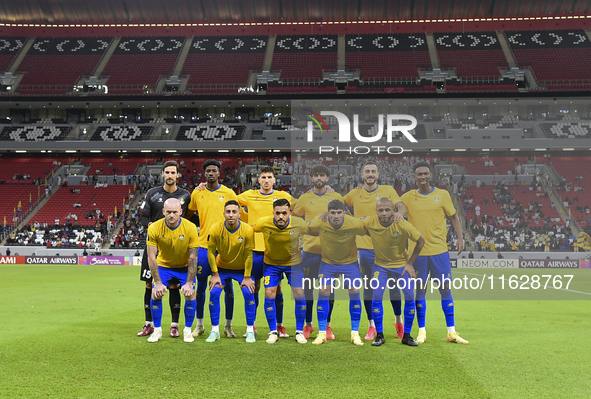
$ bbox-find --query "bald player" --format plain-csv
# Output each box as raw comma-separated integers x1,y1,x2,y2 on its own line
361,198,425,347
344,162,408,341
146,198,198,343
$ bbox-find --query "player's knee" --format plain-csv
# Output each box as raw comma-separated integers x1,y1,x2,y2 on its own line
292,287,304,298
265,286,277,298
319,287,331,296
145,282,152,289
348,288,360,294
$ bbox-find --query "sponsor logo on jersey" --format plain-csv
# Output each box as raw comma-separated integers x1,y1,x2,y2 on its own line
218,196,225,201
179,234,185,240
392,231,400,237
180,198,185,205
434,197,441,202
238,236,244,242
344,231,350,235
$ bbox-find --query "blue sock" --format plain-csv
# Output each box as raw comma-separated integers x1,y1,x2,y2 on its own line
327,292,335,323
253,290,260,315
372,300,384,333
415,290,427,329
294,297,306,331
150,298,162,328
196,280,207,319
441,290,455,327
304,287,314,323
390,287,402,317
224,283,234,321
264,297,277,332
404,300,416,334
349,292,362,332
209,286,222,327
317,294,329,332
275,292,284,324
242,286,256,326
184,299,196,328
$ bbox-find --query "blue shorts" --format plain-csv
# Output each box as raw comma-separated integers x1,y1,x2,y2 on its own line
300,251,322,280
197,247,212,278
414,252,452,284
358,249,375,278
263,263,291,287
156,266,195,288
218,268,248,286
318,261,362,289
252,251,265,280
371,265,416,301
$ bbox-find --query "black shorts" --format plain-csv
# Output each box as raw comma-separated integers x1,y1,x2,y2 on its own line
140,249,152,282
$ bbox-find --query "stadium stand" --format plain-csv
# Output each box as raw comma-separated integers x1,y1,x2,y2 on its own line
176,125,245,141
30,185,133,226
10,223,105,248
507,30,591,83
0,157,64,183
101,37,184,92
16,38,110,93
539,122,591,139
271,35,338,81
82,157,146,176
0,185,43,224
90,125,153,141
0,37,26,72
550,156,591,222
434,32,509,78
0,125,72,142
345,34,431,79
183,36,266,88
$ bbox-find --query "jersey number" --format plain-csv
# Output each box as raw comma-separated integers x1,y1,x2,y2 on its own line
197,266,203,275
142,269,152,279
373,271,380,280
263,276,270,285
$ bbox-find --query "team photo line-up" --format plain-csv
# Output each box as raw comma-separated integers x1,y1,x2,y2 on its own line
139,159,468,347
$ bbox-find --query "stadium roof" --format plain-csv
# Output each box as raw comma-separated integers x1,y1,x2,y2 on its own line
0,0,588,25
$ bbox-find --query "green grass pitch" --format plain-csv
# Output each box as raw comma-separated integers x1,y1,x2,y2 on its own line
1,265,590,398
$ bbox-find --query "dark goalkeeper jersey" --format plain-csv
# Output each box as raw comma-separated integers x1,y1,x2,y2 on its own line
139,186,191,227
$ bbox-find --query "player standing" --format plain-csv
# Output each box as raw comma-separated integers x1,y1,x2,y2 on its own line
253,199,310,344
206,200,257,343
308,200,367,347
362,198,425,347
401,162,468,344
292,164,342,339
146,198,198,343
185,159,237,338
137,160,191,338
237,166,291,338
343,162,407,341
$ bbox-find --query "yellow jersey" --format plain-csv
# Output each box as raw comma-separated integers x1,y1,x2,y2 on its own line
307,215,366,265
237,189,292,252
147,217,199,268
361,216,421,268
344,185,402,250
207,220,255,272
188,184,237,249
253,215,309,266
401,187,456,256
292,190,344,254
